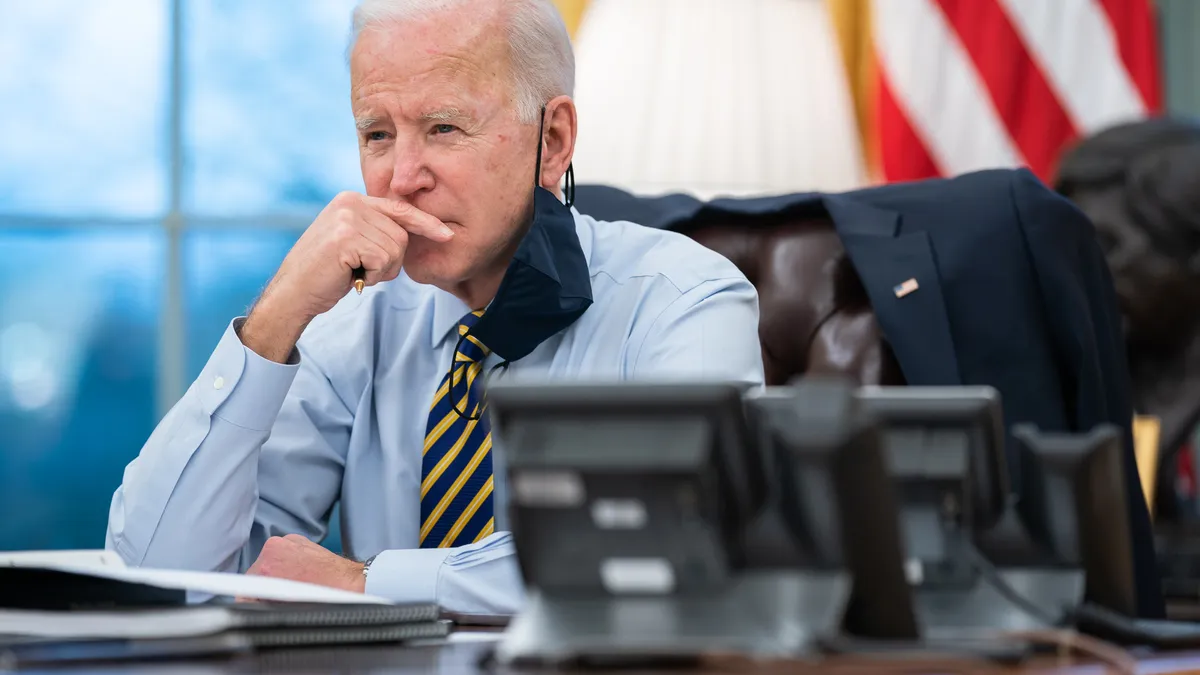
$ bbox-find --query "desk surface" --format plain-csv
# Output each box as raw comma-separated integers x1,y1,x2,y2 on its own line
11,635,1200,675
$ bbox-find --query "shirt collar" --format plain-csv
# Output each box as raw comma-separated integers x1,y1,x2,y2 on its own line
429,208,594,350
571,206,594,265
430,288,473,350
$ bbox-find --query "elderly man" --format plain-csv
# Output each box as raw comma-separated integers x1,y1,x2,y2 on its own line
106,0,762,615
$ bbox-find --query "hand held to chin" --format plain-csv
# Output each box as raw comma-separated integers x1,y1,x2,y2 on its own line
242,192,453,363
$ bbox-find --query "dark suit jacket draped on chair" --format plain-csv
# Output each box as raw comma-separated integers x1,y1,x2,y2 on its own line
574,168,1163,619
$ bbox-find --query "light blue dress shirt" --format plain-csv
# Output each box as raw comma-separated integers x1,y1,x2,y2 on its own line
106,209,764,617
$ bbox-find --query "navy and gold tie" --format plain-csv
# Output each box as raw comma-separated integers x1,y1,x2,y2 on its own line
419,310,495,548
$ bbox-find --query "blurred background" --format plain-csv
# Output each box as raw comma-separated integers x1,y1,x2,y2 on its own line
0,0,1198,552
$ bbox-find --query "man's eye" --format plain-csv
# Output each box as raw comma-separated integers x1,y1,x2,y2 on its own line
432,124,457,135
366,131,389,142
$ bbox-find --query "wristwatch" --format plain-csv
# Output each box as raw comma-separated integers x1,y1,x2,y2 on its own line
362,554,378,579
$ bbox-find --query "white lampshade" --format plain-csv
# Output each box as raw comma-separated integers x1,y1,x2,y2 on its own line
571,0,867,199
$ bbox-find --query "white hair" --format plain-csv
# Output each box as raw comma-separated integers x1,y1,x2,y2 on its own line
349,0,575,123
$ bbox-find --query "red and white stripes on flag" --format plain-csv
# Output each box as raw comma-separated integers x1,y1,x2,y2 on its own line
872,0,1163,184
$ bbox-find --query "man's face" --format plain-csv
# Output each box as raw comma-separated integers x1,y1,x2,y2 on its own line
350,7,537,290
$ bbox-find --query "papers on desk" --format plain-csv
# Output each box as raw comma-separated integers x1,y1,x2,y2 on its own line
0,603,449,668
1,607,240,640
0,549,390,605
0,603,439,640
65,565,393,605
0,551,449,668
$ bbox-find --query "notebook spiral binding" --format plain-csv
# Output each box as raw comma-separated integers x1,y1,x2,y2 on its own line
234,603,441,629
247,619,451,643
245,621,451,649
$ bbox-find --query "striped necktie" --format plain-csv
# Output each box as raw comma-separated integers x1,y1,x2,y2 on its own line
419,310,496,548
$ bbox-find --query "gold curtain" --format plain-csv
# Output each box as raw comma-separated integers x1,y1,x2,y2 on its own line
825,0,876,179
1134,415,1162,515
553,0,590,38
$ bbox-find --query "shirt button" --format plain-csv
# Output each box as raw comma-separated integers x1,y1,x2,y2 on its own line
213,376,225,390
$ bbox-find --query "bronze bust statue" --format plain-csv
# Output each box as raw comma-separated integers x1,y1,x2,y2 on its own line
1056,118,1200,520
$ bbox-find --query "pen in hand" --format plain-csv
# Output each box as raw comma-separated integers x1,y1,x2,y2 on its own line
352,266,366,294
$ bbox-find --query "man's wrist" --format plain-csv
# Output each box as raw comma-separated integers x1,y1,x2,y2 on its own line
241,293,311,364
345,559,367,593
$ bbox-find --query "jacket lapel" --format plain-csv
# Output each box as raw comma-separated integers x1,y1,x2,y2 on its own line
823,194,962,386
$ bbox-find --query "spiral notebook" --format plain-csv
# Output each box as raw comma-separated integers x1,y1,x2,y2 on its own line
0,603,449,667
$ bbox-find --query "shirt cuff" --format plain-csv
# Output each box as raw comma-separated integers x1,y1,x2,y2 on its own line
364,547,451,604
197,318,301,432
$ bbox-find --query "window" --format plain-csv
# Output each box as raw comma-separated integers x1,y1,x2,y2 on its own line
183,228,297,376
0,1,362,551
0,1,168,216
184,0,362,215
0,227,162,549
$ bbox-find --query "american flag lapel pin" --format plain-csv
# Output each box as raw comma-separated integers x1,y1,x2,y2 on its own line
893,278,919,298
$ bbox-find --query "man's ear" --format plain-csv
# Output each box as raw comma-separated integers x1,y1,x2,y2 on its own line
539,95,578,192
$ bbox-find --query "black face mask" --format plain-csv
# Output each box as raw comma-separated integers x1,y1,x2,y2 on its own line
449,106,593,418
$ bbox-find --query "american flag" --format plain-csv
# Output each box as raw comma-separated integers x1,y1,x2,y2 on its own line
862,0,1163,184
893,277,920,298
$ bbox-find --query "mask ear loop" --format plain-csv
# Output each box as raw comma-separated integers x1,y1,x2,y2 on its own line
534,105,546,188
449,332,485,421
448,106,550,421
448,332,511,422
534,104,575,208
565,162,575,208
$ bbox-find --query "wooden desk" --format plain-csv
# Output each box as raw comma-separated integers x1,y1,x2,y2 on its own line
10,635,1200,675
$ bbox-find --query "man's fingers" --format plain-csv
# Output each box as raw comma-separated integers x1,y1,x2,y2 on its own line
348,240,393,289
358,206,408,259
352,209,405,264
360,195,454,242
381,256,405,283
359,208,410,282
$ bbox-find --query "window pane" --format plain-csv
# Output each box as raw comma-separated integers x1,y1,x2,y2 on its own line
183,226,344,552
183,228,299,376
0,2,167,216
184,0,363,216
0,227,162,550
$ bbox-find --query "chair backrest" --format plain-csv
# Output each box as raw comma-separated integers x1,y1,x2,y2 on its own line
677,212,905,387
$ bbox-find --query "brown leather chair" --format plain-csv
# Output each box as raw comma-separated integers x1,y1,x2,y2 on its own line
680,213,906,387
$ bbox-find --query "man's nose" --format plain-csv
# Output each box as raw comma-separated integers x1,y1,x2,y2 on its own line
389,143,435,198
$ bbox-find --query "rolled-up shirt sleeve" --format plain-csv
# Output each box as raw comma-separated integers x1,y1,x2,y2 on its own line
106,318,350,574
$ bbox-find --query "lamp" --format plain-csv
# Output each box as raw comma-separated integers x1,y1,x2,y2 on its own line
570,0,867,199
